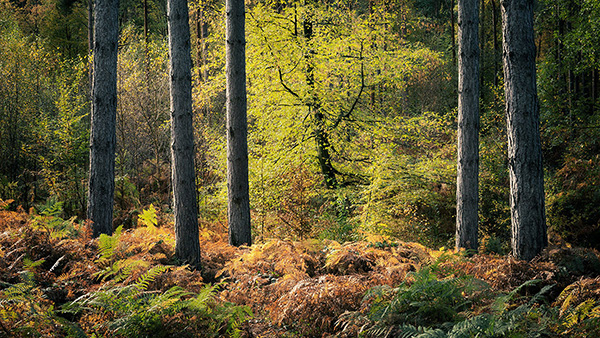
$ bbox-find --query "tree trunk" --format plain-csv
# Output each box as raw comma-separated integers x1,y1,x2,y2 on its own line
87,0,119,237
455,0,480,251
197,6,209,83
168,0,201,267
450,0,457,67
479,0,485,98
304,3,338,189
491,0,500,86
593,68,598,109
88,0,94,90
226,0,252,246
501,0,547,261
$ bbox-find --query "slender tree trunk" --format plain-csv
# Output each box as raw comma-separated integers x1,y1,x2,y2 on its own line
455,0,480,251
197,6,209,83
450,0,457,67
226,0,252,246
168,0,201,267
88,0,94,90
143,0,149,75
501,0,547,261
479,0,485,98
593,68,598,109
87,0,119,237
304,3,338,188
491,0,500,86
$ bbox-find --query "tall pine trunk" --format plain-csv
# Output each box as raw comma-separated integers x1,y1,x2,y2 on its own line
168,0,201,267
87,0,119,237
501,0,547,261
226,0,252,246
455,0,480,251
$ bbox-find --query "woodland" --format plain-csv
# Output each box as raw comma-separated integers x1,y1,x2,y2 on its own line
1,0,600,336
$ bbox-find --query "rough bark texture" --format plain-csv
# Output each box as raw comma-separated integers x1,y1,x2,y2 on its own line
456,0,480,251
226,0,252,246
501,0,547,261
168,0,201,267
87,0,118,237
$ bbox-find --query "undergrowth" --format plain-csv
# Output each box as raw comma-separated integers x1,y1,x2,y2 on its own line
2,204,600,337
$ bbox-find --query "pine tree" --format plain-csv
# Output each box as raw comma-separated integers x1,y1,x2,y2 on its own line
168,0,201,267
226,0,252,246
87,0,119,237
501,0,547,260
455,0,480,251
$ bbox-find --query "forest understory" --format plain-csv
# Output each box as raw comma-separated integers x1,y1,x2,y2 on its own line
2,0,600,336
2,202,600,337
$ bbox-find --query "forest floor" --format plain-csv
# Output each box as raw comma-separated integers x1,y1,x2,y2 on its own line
2,205,600,337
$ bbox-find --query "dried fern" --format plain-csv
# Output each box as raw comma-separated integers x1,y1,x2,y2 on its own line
1,275,86,336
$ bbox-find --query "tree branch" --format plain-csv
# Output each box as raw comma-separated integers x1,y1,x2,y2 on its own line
331,42,365,130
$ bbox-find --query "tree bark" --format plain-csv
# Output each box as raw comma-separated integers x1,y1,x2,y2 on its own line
455,0,480,251
226,0,252,246
501,0,547,261
87,0,119,237
168,0,201,267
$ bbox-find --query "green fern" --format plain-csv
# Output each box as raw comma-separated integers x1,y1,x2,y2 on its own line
135,264,170,291
94,258,149,283
445,314,492,337
1,276,85,336
490,279,542,315
31,196,81,239
138,204,158,230
97,225,124,265
63,268,252,337
358,267,490,337
366,267,480,328
355,270,558,338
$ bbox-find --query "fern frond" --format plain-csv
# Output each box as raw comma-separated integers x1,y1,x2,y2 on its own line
447,314,492,337
529,284,555,305
415,328,447,338
563,299,596,328
491,279,541,315
186,283,221,312
147,286,191,313
97,225,123,264
137,204,158,231
94,258,149,283
0,282,35,304
134,264,170,291
394,324,423,338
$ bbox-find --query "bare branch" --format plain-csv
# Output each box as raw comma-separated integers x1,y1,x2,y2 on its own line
331,42,365,130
